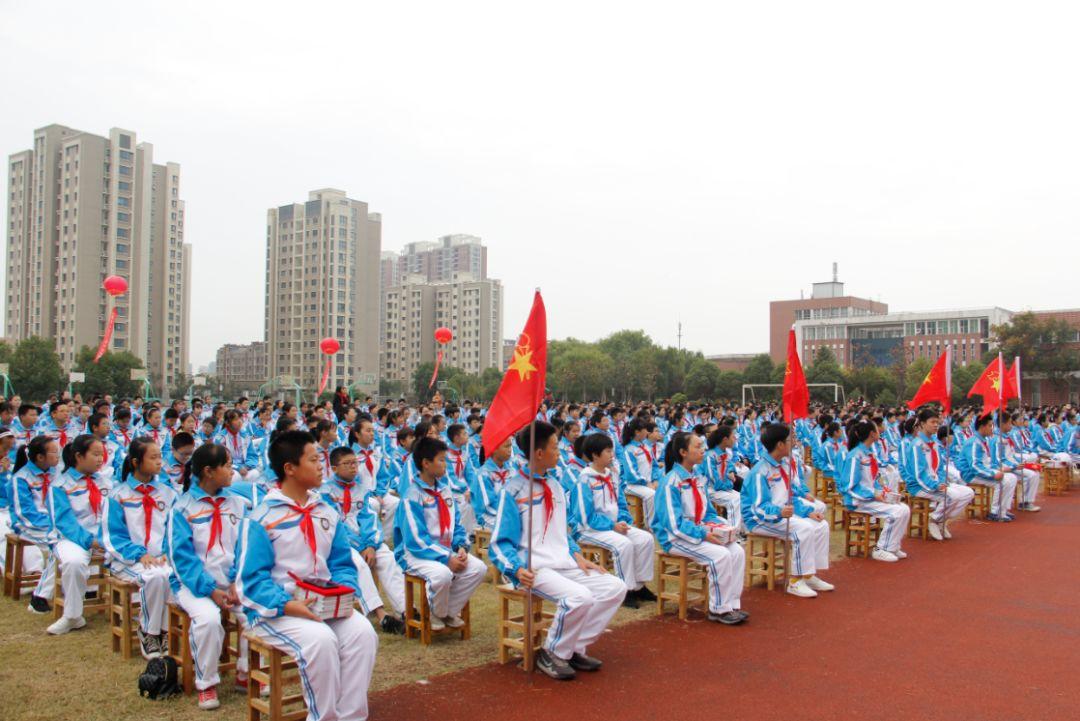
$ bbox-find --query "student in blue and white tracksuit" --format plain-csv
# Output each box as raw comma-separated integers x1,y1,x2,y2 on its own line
741,423,833,598
321,446,405,635
217,410,262,484
393,437,486,631
236,430,378,721
100,437,177,659
571,432,656,606
996,414,1041,513
167,443,250,709
652,432,746,624
622,418,659,525
444,424,479,536
0,430,16,577
490,422,626,680
135,407,172,453
812,423,846,479
958,414,1018,522
349,418,400,545
10,435,62,612
906,411,974,541
838,420,911,562
702,426,741,528
46,435,112,634
470,438,515,531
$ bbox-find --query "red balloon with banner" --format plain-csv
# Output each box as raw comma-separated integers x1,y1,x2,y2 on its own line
94,275,128,362
318,337,340,395
429,327,453,389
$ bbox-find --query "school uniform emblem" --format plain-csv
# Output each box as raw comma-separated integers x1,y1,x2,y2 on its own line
320,517,331,531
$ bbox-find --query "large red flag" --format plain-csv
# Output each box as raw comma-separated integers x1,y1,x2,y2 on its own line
907,346,952,414
1002,357,1021,402
782,329,809,423
968,353,1005,416
482,291,547,456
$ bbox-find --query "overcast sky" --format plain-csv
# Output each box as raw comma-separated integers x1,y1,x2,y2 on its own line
2,1,1078,368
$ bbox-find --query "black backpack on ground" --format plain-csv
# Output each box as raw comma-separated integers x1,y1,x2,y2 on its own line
137,656,181,700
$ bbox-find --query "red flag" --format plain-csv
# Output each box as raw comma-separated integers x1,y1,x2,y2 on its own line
1002,357,1020,402
907,347,952,415
482,291,547,456
968,353,1005,416
782,329,809,423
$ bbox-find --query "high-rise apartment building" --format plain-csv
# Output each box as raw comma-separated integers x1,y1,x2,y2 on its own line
264,189,381,396
381,272,503,386
215,341,268,392
380,234,487,288
5,124,191,390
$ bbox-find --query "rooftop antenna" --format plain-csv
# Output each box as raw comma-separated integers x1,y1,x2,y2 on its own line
833,261,838,282
677,321,683,351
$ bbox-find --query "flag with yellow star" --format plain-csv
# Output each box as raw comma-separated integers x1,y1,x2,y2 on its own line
907,347,952,414
967,353,1006,415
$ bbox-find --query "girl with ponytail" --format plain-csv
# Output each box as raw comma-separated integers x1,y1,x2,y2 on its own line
837,419,911,563
11,435,61,613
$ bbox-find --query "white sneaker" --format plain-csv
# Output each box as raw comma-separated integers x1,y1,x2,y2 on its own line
942,521,953,539
928,521,944,541
893,549,908,559
443,615,465,629
786,579,818,598
46,615,86,635
872,548,898,563
1025,504,1041,513
428,615,445,631
806,576,834,592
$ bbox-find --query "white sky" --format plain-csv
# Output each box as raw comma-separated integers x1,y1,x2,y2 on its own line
3,0,1078,368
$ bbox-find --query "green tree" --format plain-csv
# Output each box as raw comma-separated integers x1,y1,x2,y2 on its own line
597,330,654,401
743,354,775,384
685,358,720,401
550,347,613,401
71,345,145,398
10,337,63,402
951,360,986,409
904,357,935,400
379,378,407,399
479,367,504,401
844,365,892,403
993,312,1080,395
714,370,744,401
0,340,12,364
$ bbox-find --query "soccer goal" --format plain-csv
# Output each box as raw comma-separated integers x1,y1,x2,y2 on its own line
741,383,845,406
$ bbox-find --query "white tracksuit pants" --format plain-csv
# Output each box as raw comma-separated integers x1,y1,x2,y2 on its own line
111,562,172,635
665,538,745,615
54,539,93,618
30,541,55,600
350,544,405,616
972,474,1018,516
917,484,974,524
0,511,46,587
250,613,377,721
751,517,830,577
452,492,477,537
707,490,742,529
946,462,962,484
850,500,910,554
372,494,400,547
624,485,656,526
175,587,249,690
578,527,655,590
530,566,626,661
1014,467,1040,505
407,555,487,619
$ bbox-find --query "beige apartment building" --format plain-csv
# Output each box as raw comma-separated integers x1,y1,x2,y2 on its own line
5,124,191,391
215,341,267,392
381,271,503,386
264,189,381,396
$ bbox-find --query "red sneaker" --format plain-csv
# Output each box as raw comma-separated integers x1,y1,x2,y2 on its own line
198,687,220,710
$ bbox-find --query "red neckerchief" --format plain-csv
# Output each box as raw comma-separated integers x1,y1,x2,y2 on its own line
594,471,617,502
521,470,554,538
58,427,68,447
338,479,355,516
421,487,452,546
868,453,879,481
100,441,109,468
684,473,704,524
286,502,319,572
135,484,156,546
449,449,465,478
202,495,227,559
151,428,160,445
981,437,991,458
356,448,375,476
777,465,792,494
719,453,728,480
321,447,331,475
120,428,131,446
227,429,243,456
640,443,653,465
82,475,103,517
927,440,939,473
490,466,509,487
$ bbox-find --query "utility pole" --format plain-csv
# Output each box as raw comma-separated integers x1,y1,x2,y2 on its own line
677,321,683,351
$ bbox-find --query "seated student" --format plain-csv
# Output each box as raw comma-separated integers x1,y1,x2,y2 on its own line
311,419,340,481
470,437,515,532
702,426,741,528
235,430,378,721
621,417,659,525
35,399,75,450
136,406,172,452
387,425,415,491
348,417,399,544
571,432,657,609
936,424,963,484
322,447,405,635
812,423,846,480
46,435,112,635
11,404,39,455
838,420,911,562
195,416,219,448
905,411,974,541
217,410,261,483
167,443,251,710
11,436,62,613
741,423,834,598
783,441,827,517
394,436,486,632
100,437,176,659
958,414,1018,522
444,423,479,536
160,432,197,493
86,412,123,484
0,429,18,574
491,422,626,680
872,417,902,491
995,414,1040,513
1034,413,1072,466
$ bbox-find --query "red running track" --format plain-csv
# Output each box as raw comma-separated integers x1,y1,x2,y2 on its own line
371,495,1080,721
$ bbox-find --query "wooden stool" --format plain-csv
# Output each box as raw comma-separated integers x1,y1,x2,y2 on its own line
108,575,142,658
654,552,708,620
470,529,499,583
578,543,613,572
403,573,471,645
168,604,242,693
812,470,832,500
496,584,554,671
53,550,109,619
245,631,306,721
966,484,992,518
744,533,787,590
843,511,880,558
803,446,813,466
906,495,931,540
828,494,845,531
626,494,646,529
1044,465,1069,496
3,534,43,600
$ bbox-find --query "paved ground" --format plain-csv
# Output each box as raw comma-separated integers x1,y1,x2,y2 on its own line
371,494,1080,720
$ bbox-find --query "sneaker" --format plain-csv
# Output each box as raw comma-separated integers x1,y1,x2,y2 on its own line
928,521,944,541
568,652,603,671
871,548,898,563
1024,504,1041,512
379,614,405,635
806,576,835,592
139,629,163,660
197,687,220,710
635,586,658,603
706,610,745,625
621,594,640,609
158,632,169,655
235,674,270,698
942,521,953,539
733,609,750,621
46,615,86,635
893,549,908,559
443,615,465,629
786,579,817,598
536,649,576,680
428,615,445,631
27,595,51,614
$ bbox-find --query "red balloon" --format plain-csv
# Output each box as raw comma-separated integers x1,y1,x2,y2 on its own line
434,327,453,344
320,337,341,355
103,275,128,297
